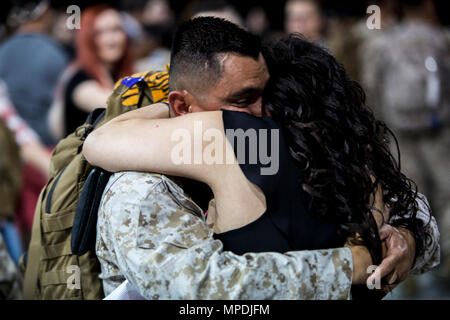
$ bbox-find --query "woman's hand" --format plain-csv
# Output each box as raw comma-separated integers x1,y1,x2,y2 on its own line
372,224,416,292
367,179,416,291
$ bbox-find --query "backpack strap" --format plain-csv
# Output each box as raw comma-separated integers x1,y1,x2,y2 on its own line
71,168,111,256
22,107,101,299
84,108,106,138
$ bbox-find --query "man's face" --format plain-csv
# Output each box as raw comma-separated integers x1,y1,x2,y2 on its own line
190,53,270,117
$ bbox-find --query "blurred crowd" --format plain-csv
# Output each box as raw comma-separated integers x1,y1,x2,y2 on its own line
0,0,449,299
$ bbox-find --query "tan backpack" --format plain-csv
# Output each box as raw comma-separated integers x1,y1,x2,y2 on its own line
22,69,169,299
0,119,22,221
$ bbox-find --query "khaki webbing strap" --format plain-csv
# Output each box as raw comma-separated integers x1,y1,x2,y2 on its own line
79,255,103,299
42,241,72,260
40,270,70,286
41,211,76,233
23,189,45,299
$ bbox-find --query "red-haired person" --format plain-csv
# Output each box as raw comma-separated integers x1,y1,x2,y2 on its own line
60,5,134,136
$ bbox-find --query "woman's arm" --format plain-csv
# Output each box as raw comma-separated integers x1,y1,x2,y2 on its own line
107,103,170,122
83,109,232,187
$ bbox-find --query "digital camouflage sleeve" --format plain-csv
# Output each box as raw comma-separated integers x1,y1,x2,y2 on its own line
0,232,22,300
96,171,439,299
96,172,354,299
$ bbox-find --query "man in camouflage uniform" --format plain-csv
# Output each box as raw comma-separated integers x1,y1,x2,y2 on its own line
362,0,450,283
95,17,440,299
0,233,21,299
97,172,439,299
0,118,22,299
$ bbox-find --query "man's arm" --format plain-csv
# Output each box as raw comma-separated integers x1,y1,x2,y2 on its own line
98,172,366,300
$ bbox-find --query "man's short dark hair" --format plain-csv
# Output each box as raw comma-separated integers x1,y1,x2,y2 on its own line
169,16,261,95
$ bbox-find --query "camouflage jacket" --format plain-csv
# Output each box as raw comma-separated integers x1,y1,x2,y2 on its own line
96,171,439,300
0,232,22,300
361,22,450,131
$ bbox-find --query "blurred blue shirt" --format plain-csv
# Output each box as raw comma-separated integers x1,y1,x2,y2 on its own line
0,32,69,146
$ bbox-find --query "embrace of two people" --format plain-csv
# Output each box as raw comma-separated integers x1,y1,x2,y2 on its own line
82,17,440,299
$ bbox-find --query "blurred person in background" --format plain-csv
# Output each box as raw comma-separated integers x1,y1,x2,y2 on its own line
191,0,244,27
0,0,68,146
0,233,22,299
284,0,325,44
361,0,450,298
0,82,51,249
50,7,76,60
119,0,146,62
327,0,399,85
245,6,269,37
135,0,174,72
51,4,134,138
0,0,68,248
119,0,145,47
0,116,22,266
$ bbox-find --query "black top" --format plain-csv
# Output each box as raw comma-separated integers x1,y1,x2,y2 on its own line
64,69,93,136
213,110,346,255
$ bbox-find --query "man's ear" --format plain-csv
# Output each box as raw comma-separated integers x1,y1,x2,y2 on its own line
168,91,189,117
169,90,200,116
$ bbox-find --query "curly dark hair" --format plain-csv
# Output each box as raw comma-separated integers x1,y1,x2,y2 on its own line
262,34,429,265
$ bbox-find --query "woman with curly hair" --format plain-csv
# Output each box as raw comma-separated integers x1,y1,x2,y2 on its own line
83,35,431,298
261,35,428,268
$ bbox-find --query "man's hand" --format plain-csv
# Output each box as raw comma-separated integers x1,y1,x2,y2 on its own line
368,224,416,291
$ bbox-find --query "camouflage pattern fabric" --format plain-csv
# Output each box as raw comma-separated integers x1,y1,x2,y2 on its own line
361,22,450,130
0,233,21,300
96,171,439,299
97,172,353,300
